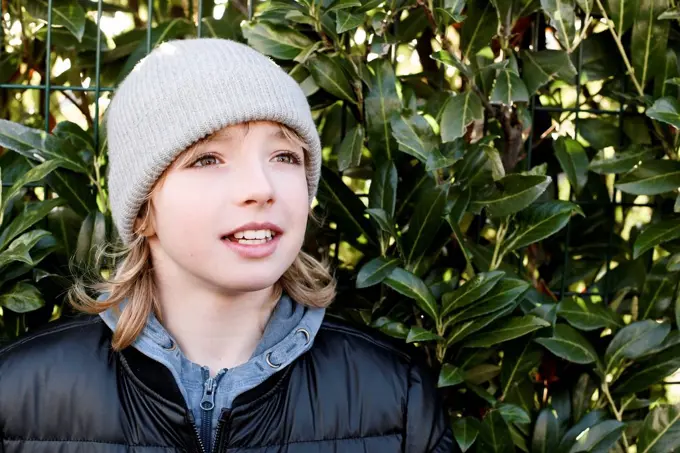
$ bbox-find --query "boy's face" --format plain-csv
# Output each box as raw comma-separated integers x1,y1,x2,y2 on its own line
146,121,309,294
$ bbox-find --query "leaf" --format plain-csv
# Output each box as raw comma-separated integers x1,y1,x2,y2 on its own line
403,185,449,268
438,363,465,388
365,59,401,160
242,22,313,60
485,147,506,181
576,0,594,14
554,137,589,194
440,91,484,142
465,364,501,385
0,230,51,268
441,270,505,317
659,5,680,19
464,315,551,348
520,50,577,94
501,341,543,397
540,0,576,52
532,408,561,453
646,96,680,129
535,323,599,364
453,417,480,452
368,161,398,217
366,208,395,235
431,50,474,79
567,420,625,453
449,279,530,325
460,0,499,61
589,147,655,174
0,120,89,174
606,0,638,35
571,374,597,423
356,257,399,289
0,282,44,314
390,114,437,163
497,403,531,425
327,0,362,10
637,403,680,453
316,167,376,244
337,125,364,171
0,198,65,251
491,69,530,104
634,219,680,258
471,174,551,218
335,10,363,33
614,344,680,394
557,297,622,331
477,410,514,453
374,317,409,339
447,303,517,347
307,53,357,104
26,1,87,42
615,160,680,195
2,160,64,209
632,0,670,84
502,201,582,254
384,267,439,320
605,320,671,370
406,326,443,343
557,410,608,453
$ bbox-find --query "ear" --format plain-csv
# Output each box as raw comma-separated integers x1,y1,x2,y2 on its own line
134,203,157,238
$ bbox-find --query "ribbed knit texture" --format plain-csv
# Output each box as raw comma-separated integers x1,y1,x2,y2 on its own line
105,38,322,245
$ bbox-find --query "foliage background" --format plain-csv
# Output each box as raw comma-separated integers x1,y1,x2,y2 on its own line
2,0,680,451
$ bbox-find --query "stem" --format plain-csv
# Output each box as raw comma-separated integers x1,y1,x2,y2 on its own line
602,382,631,450
490,220,508,270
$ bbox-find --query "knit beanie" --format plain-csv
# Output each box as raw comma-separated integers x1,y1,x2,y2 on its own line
105,38,322,245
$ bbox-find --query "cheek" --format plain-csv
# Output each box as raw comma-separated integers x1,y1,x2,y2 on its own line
152,178,214,237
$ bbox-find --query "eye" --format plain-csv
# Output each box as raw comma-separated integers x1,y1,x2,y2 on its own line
273,152,302,165
191,154,219,167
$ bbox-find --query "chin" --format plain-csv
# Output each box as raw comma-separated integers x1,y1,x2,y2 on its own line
208,268,286,293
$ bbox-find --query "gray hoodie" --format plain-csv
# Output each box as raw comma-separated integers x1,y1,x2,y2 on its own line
99,294,325,452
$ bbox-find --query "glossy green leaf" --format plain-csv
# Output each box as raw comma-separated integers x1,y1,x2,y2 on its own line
438,363,465,388
557,297,623,331
637,403,680,453
449,279,529,325
2,160,64,211
26,1,86,42
535,324,599,364
605,320,671,370
567,420,624,453
403,185,449,269
368,161,398,217
461,0,499,61
373,317,409,339
659,5,680,19
491,69,530,104
384,267,439,320
464,364,501,385
557,410,608,453
520,50,577,94
356,257,399,289
464,315,551,348
477,410,514,453
634,219,680,258
498,403,531,425
532,407,561,453
0,230,51,268
614,344,680,394
406,326,443,343
366,208,395,235
606,0,638,35
655,50,679,99
440,91,484,142
447,303,517,347
632,0,670,84
307,53,356,104
335,10,363,33
431,50,474,79
441,270,505,317
453,417,480,452
0,120,89,174
555,137,589,194
501,341,543,397
502,201,582,254
471,174,551,218
589,147,655,174
646,96,680,129
0,198,65,251
337,125,364,171
365,59,401,160
390,114,437,163
0,281,44,314
242,22,313,60
615,160,680,195
540,0,576,51
571,373,598,423
327,0,362,11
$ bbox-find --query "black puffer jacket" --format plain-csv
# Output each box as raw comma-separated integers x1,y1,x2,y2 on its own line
0,314,454,452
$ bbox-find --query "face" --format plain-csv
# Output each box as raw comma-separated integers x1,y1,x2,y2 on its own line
145,121,309,294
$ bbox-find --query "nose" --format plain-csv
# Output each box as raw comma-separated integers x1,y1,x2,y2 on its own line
233,158,275,207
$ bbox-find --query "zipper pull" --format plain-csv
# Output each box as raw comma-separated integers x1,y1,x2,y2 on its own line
200,377,217,411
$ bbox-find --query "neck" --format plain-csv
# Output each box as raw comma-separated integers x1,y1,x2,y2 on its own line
154,272,279,375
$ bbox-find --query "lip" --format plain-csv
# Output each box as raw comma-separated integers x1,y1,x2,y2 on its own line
220,222,283,259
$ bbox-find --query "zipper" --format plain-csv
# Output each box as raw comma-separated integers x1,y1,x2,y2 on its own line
199,368,226,453
213,409,232,451
189,412,208,453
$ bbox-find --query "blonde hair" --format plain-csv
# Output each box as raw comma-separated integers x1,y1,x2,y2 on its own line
68,122,336,351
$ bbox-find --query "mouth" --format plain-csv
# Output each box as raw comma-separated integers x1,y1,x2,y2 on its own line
222,228,277,245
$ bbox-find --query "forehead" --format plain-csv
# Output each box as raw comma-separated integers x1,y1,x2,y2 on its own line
200,122,292,146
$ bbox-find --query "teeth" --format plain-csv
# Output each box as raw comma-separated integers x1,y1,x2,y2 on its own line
237,238,267,245
232,229,274,240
